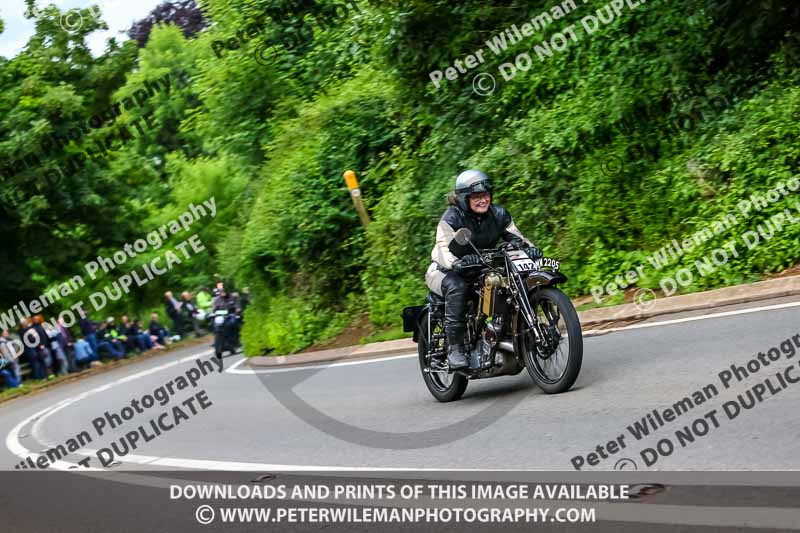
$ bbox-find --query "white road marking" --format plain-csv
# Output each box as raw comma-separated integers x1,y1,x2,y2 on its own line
6,297,800,490
584,299,800,335
230,299,800,374
7,350,213,470
225,353,417,374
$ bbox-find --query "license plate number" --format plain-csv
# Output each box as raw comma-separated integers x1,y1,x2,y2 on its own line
511,254,560,272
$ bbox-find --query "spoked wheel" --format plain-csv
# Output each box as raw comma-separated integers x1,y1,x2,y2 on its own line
515,287,582,394
418,308,468,402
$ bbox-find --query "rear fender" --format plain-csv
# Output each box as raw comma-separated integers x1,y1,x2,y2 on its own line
402,305,427,343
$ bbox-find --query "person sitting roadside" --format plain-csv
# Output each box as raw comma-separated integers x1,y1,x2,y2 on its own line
96,321,125,360
105,318,129,356
148,313,171,347
121,315,156,352
0,329,23,388
73,335,98,369
134,318,165,350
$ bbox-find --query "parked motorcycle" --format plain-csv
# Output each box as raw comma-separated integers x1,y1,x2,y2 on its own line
212,308,240,358
403,228,582,402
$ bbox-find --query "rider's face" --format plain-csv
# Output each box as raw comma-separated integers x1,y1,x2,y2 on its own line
468,192,491,214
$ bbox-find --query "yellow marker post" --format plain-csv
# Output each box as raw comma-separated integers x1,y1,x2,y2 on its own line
343,170,371,228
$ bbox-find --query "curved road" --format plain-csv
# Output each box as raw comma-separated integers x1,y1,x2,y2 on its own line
2,296,800,472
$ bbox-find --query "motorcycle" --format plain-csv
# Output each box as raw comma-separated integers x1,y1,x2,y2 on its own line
212,308,240,358
403,228,583,402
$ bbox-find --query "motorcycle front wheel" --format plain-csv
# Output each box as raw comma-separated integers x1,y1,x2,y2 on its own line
515,287,583,394
214,333,223,358
418,308,468,402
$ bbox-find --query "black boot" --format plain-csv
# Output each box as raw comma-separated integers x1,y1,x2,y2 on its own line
445,324,468,370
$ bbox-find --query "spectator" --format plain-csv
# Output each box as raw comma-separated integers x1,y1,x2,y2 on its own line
73,335,97,369
134,318,165,350
57,317,77,372
165,291,184,339
180,291,201,337
0,329,23,387
105,318,129,355
43,320,69,376
121,315,155,352
31,315,55,379
18,318,44,380
78,312,98,359
148,313,171,347
0,365,22,391
196,288,213,314
96,321,124,359
212,279,224,297
119,315,138,353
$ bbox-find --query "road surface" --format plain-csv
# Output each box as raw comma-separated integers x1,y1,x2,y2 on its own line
2,296,800,472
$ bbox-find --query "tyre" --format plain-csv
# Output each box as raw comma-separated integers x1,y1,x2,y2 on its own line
214,334,223,358
515,287,582,394
418,308,468,402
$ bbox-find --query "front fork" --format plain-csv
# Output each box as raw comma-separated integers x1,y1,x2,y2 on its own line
513,276,544,344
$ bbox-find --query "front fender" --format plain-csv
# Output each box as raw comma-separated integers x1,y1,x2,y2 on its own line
526,271,567,289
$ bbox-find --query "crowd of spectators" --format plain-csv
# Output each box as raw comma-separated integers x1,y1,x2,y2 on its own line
0,286,243,392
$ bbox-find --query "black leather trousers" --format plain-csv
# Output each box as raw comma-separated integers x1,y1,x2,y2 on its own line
441,272,469,346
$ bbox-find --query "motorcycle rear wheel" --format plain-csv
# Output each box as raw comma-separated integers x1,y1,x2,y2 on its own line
418,308,468,402
516,287,583,394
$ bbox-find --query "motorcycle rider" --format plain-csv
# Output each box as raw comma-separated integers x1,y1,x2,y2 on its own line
425,169,542,370
211,286,239,313
211,286,241,358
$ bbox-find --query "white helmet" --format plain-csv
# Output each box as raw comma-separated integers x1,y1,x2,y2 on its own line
454,169,493,212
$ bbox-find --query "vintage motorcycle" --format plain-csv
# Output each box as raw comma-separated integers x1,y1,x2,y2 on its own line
403,228,582,402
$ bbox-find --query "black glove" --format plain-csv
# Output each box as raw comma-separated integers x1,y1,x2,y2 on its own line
453,254,482,274
525,245,543,260
510,238,543,259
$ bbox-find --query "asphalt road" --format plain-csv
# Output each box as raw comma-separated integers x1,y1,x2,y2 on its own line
2,296,800,473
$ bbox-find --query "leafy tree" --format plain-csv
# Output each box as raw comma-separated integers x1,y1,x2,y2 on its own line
127,0,208,48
